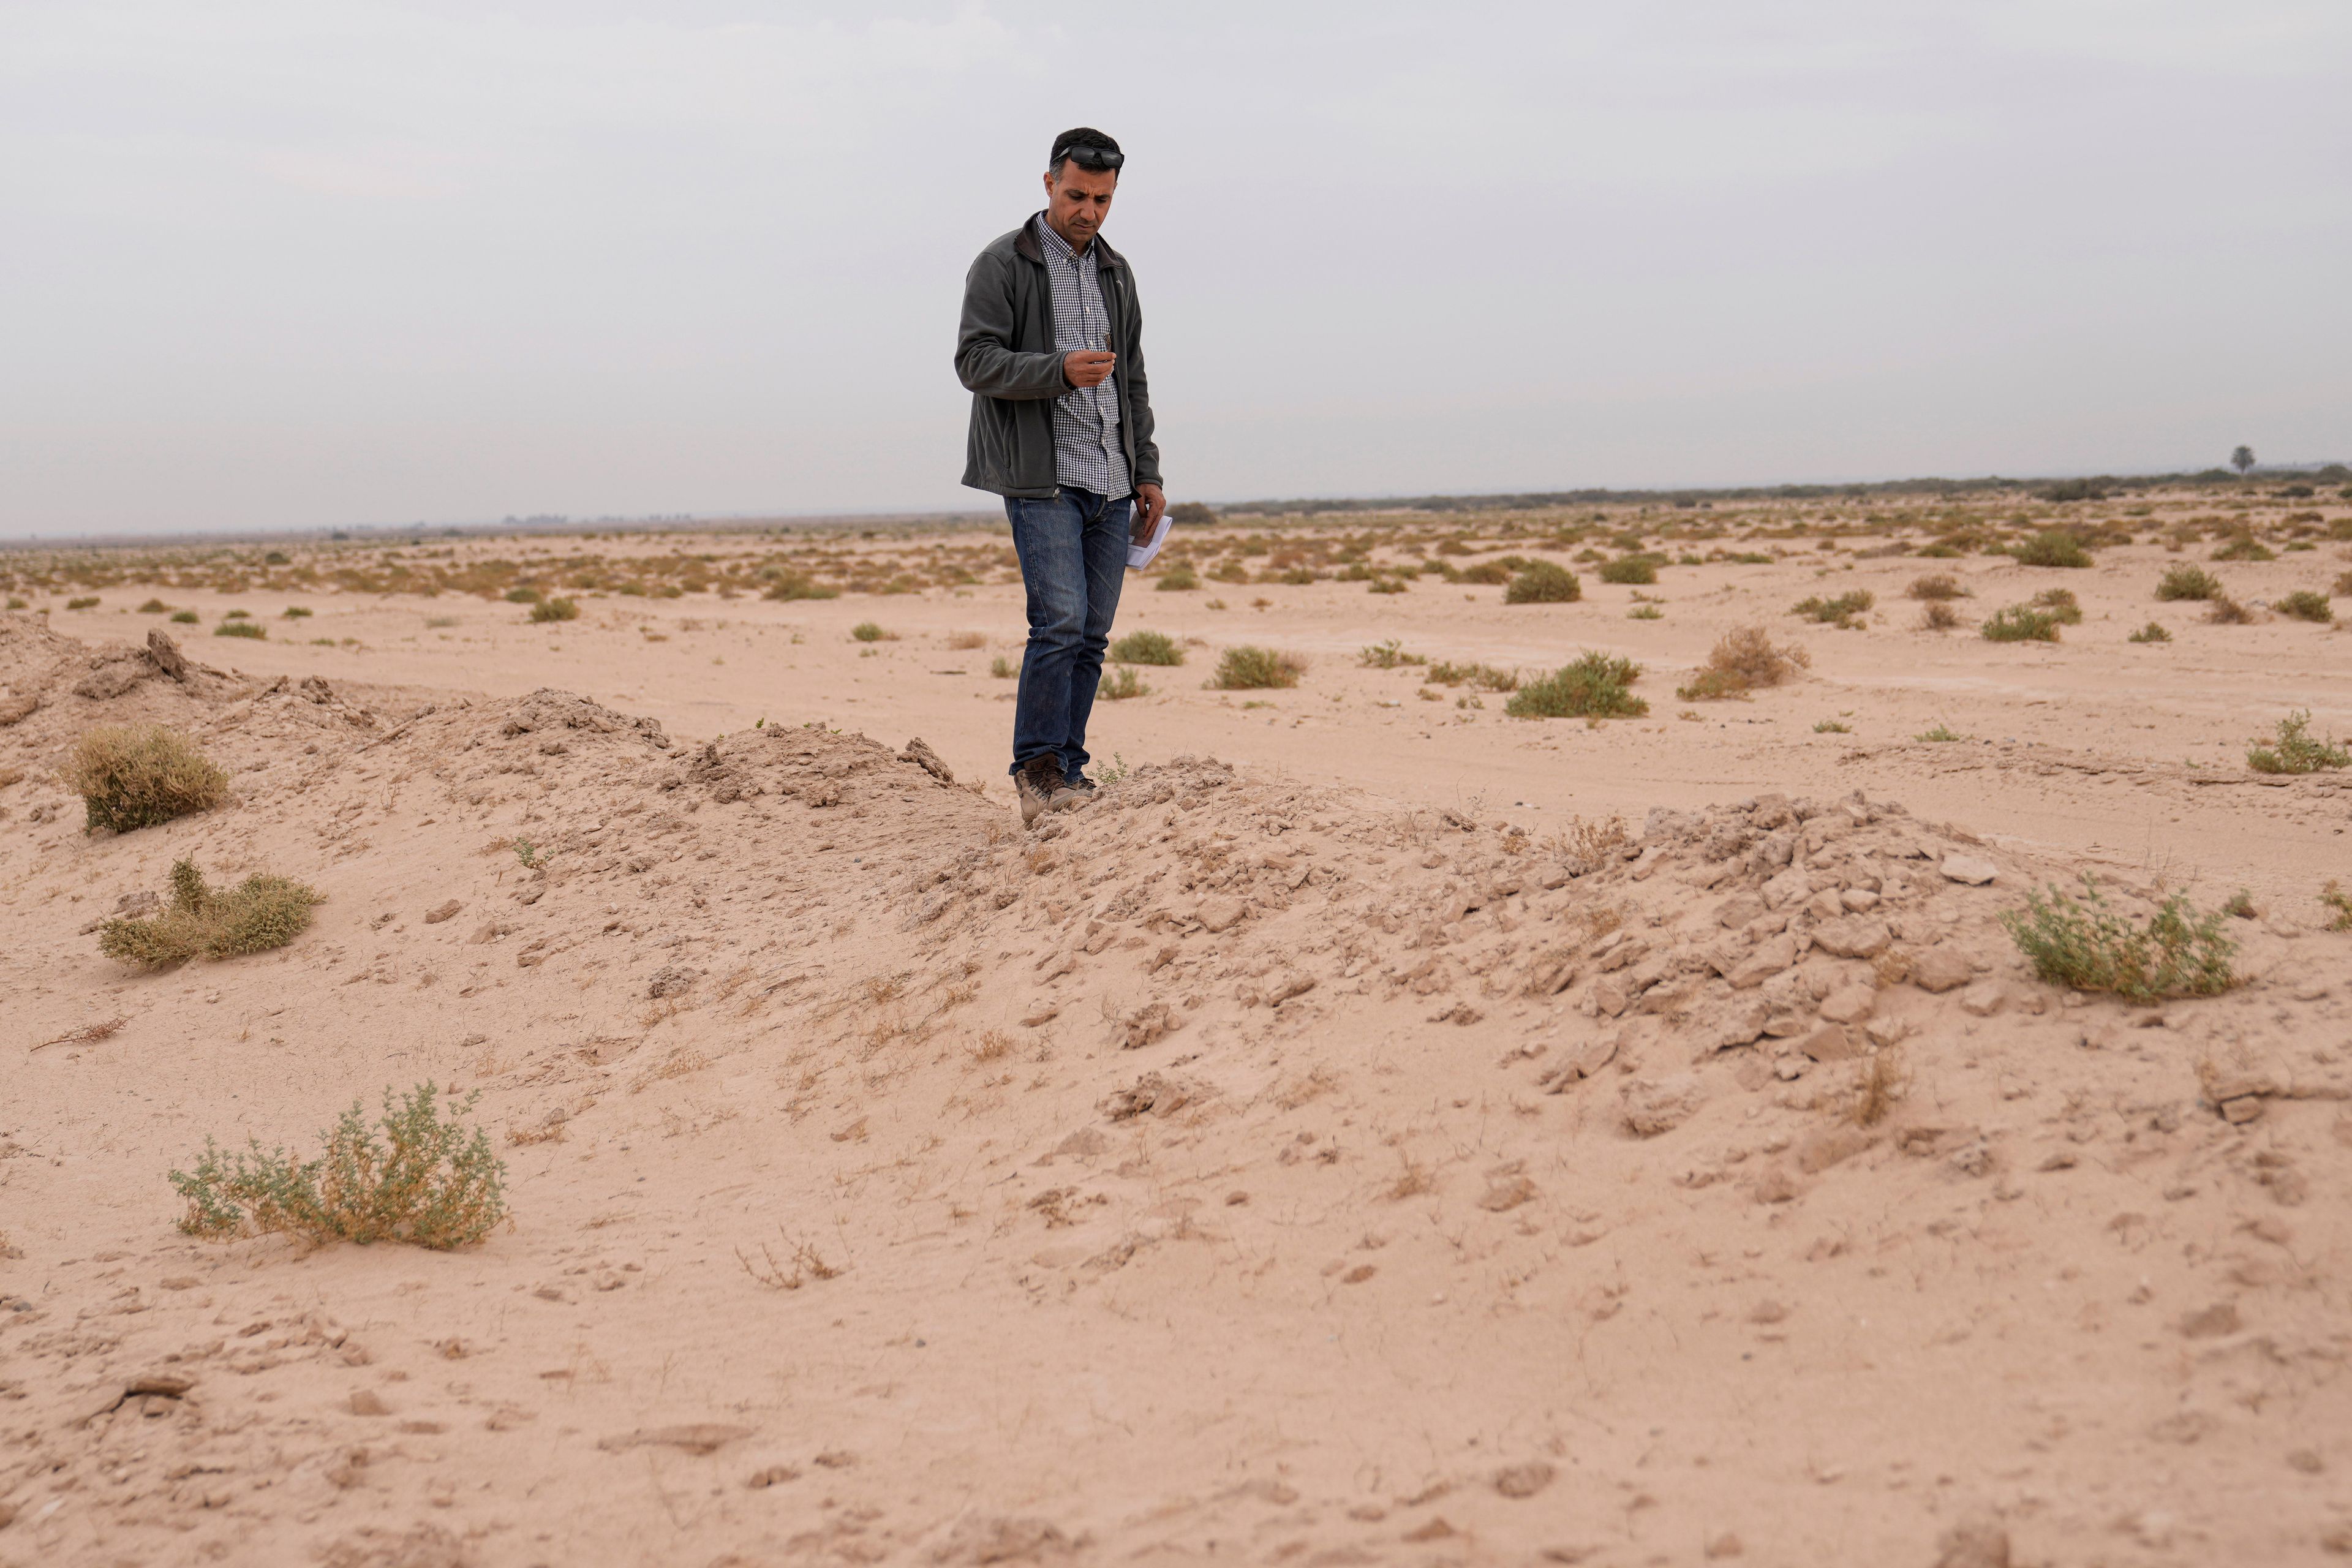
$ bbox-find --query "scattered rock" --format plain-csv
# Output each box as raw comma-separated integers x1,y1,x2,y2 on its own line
1940,854,1998,886
597,1423,753,1456
1798,1024,1861,1063
1728,933,1798,989
423,900,463,924
1492,1461,1556,1498
1811,916,1891,960
932,1514,1082,1565
1909,948,1974,993
1817,984,1875,1025
899,736,956,784
1197,898,1247,934
1621,1074,1705,1137
646,965,696,999
1959,981,2008,1017
2177,1302,2241,1339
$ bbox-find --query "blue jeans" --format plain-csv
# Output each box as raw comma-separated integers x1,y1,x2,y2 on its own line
1006,486,1131,780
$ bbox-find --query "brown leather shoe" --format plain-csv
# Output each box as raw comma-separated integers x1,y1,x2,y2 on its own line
1015,755,1067,826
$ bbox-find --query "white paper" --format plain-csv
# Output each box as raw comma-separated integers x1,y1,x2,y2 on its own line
1126,510,1174,570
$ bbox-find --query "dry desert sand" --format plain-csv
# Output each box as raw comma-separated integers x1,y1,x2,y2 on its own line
6,489,2352,1566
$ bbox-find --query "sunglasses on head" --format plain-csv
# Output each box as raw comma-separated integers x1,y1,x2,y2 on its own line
1058,145,1123,171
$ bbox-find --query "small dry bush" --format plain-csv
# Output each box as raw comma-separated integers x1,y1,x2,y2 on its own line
944,630,989,649
2030,587,2084,624
66,725,228,832
2156,564,2221,601
1214,646,1305,689
1907,573,1967,600
2321,880,2352,932
2127,621,2171,643
761,570,837,601
1596,556,1658,586
1155,563,1200,592
2000,876,2235,1001
851,621,893,642
1981,604,2062,642
215,620,266,639
1110,629,1184,665
170,1082,507,1250
529,597,580,622
2334,570,2352,597
99,859,322,967
1427,660,1517,692
2205,594,2256,625
1791,590,1872,626
2013,530,2093,568
1676,625,1809,700
138,598,170,613
1359,638,1425,669
1918,601,1962,631
2247,710,2350,774
1097,666,1150,701
2212,533,2275,562
1507,651,1646,718
504,585,542,603
2276,590,2333,623
1504,560,1581,603
989,655,1016,678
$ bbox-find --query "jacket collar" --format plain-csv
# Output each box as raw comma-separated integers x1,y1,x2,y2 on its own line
1016,211,1125,273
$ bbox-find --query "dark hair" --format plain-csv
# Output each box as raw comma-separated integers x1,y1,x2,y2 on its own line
1048,127,1122,178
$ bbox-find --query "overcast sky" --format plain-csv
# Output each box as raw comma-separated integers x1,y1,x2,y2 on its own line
4,1,2348,537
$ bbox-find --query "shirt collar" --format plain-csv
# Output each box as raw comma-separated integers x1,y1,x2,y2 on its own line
1034,213,1091,266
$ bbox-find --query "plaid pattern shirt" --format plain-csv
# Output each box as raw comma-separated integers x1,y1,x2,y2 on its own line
1034,215,1131,499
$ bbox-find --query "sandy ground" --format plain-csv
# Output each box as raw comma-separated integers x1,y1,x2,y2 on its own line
5,512,2352,1567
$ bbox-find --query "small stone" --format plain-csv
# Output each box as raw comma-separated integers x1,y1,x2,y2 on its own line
1762,869,1811,910
1959,981,2007,1017
1817,984,1876,1025
1621,1074,1705,1137
1799,1024,1861,1063
349,1389,391,1416
1715,893,1765,929
1492,1461,1555,1498
1705,1531,1745,1558
1839,888,1880,913
1197,898,1247,933
2288,1449,2324,1474
423,900,462,924
1940,854,1998,886
1811,916,1891,960
1909,948,1974,993
1728,934,1798,990
2177,1302,2241,1339
2220,1096,2265,1125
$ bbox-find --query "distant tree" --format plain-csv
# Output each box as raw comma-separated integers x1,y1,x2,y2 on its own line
2231,445,2256,475
1167,502,1218,526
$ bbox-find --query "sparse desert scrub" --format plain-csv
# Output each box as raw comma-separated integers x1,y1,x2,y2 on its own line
66,724,228,832
1504,560,1581,603
170,609,199,624
2334,570,2352,597
2127,621,2171,643
2321,881,2352,932
2247,711,2349,774
1916,723,1967,742
1907,573,1967,600
1676,625,1809,700
1359,639,1425,669
2156,564,2222,601
1097,666,1150,701
2212,533,2275,562
215,620,266,639
1110,630,1184,665
2013,530,2093,568
504,585,542,603
760,569,837,601
1981,604,2062,643
2031,587,2084,625
137,597,170,612
944,630,989,650
1507,651,1646,719
990,655,1016,679
529,597,580,622
2275,590,2333,623
1425,660,1517,692
2000,877,2236,1001
1213,646,1305,689
282,605,312,618
1155,562,1200,592
1918,601,1963,631
1596,555,1659,586
66,595,100,609
170,1082,507,1250
2204,594,2256,625
1790,590,1872,627
99,859,323,967
850,622,895,642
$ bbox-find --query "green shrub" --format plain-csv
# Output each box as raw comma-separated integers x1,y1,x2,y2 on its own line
1916,723,1966,742
223,608,252,619
1791,590,1872,626
1155,563,1200,592
1999,876,2236,1001
2030,587,2084,625
1110,630,1184,665
1504,560,1582,603
2247,710,2350,774
1359,639,1426,669
1427,660,1517,692
99,858,322,967
2321,881,2352,932
215,621,266,639
1097,666,1150,701
1507,651,1646,719
1981,605,2062,642
2013,530,2093,568
138,598,170,614
2212,534,2275,562
1813,718,1851,733
851,622,891,642
1368,575,1409,595
1457,560,1515,586
1596,556,1658,586
1213,646,1305,689
990,654,1016,679
529,597,579,622
64,725,228,832
2156,564,2222,600
170,1082,507,1250
504,586,542,603
262,549,290,565
281,605,312,619
66,596,100,610
760,570,837,601
2127,621,2171,643
2276,590,2332,623
170,609,200,624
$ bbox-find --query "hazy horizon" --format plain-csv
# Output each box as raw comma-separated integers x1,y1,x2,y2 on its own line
6,1,2348,540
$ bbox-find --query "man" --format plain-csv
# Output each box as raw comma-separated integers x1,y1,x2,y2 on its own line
956,126,1167,826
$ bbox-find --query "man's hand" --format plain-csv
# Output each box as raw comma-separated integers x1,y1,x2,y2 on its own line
1063,349,1115,389
1133,483,1167,543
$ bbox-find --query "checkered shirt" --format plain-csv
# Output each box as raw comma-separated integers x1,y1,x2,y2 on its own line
1033,214,1131,499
